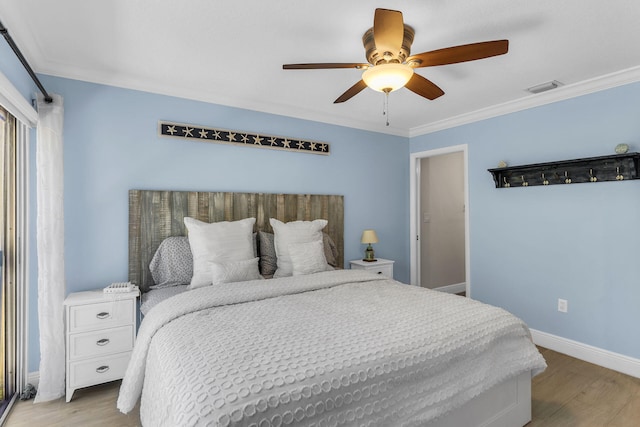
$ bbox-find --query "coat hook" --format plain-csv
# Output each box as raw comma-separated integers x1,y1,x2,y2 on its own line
503,176,510,188
616,166,624,181
589,168,597,182
564,171,572,184
542,173,549,185
521,175,528,187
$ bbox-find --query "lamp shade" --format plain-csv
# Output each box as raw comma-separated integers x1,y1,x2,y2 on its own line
362,63,414,93
361,229,379,244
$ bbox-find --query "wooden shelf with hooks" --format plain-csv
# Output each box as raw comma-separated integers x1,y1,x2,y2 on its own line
488,153,640,188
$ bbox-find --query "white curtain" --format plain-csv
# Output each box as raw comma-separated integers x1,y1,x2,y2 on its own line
34,94,65,403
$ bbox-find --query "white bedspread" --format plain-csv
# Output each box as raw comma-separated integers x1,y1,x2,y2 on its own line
118,270,546,426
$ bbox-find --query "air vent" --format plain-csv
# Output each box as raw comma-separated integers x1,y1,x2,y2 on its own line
526,80,564,94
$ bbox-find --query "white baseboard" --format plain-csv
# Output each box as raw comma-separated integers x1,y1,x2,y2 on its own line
433,282,466,294
27,371,39,389
530,329,640,379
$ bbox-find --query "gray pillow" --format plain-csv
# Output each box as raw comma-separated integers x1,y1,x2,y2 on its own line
149,236,193,288
258,231,339,278
257,231,278,278
322,233,339,268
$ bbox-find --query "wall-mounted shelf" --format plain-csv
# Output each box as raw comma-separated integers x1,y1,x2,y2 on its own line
488,153,640,188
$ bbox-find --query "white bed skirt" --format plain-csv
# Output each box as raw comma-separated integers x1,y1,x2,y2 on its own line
427,371,532,427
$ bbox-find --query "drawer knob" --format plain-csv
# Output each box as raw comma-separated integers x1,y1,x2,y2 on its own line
96,365,110,374
96,338,110,346
96,312,110,319
377,271,382,274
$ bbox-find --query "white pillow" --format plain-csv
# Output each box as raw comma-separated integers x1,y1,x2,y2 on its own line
289,240,333,276
205,257,261,287
269,218,328,277
184,217,256,289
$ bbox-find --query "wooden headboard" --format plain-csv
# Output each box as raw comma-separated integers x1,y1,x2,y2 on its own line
129,190,344,291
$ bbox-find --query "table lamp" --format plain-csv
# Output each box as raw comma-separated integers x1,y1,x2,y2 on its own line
361,229,379,262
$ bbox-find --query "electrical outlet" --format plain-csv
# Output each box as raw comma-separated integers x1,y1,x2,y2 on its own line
558,298,568,313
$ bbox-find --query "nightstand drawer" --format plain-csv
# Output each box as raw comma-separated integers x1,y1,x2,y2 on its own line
68,299,134,333
68,326,134,361
350,258,394,279
368,264,393,278
68,352,131,389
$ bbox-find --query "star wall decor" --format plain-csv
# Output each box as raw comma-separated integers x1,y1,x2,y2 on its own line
159,121,330,155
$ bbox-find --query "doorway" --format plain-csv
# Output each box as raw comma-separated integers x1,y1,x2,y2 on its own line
409,144,470,296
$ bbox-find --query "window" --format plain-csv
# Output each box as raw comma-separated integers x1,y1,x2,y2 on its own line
0,102,29,422
0,105,16,414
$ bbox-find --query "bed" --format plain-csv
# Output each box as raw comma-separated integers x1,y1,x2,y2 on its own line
118,190,546,426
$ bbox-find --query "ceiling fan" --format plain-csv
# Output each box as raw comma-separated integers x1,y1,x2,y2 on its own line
283,8,509,104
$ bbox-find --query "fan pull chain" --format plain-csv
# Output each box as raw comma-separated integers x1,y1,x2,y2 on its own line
383,91,390,126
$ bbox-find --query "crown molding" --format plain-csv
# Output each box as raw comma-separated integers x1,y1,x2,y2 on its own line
37,60,640,140
409,65,640,138
35,64,410,138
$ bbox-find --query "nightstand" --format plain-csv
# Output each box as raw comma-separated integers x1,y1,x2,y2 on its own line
64,289,139,402
350,258,394,279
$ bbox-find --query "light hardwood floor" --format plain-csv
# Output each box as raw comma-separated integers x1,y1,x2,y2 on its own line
5,347,640,426
530,347,640,426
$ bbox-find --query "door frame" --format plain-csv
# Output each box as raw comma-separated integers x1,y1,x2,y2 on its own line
409,144,471,296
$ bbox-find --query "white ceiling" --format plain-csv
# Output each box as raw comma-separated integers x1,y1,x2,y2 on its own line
1,0,640,136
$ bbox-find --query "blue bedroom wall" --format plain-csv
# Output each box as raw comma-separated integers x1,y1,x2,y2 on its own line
26,75,410,372
5,34,637,373
0,38,36,101
411,82,640,360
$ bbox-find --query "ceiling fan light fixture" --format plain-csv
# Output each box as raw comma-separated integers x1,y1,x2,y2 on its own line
362,63,414,93
283,9,509,105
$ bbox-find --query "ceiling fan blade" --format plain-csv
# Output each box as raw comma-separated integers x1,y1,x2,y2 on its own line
405,74,445,100
373,8,404,57
334,80,368,103
283,63,368,70
407,40,509,67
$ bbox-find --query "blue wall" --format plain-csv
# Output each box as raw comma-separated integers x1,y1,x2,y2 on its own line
0,38,36,101
26,75,410,371
411,83,640,359
4,37,640,373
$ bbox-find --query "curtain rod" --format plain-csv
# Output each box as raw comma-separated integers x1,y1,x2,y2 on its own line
0,20,52,104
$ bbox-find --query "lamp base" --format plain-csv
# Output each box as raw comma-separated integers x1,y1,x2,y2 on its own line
364,244,376,262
